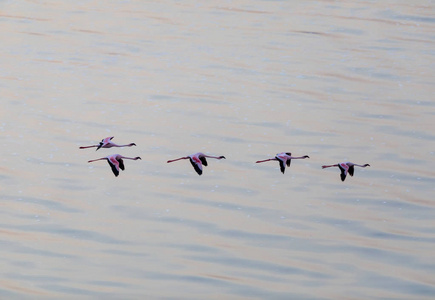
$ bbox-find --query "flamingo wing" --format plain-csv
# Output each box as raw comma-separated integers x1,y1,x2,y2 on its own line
348,165,354,176
277,158,286,174
284,153,291,167
118,158,125,171
338,163,349,181
97,137,114,150
189,157,203,175
199,156,208,166
340,172,346,181
96,141,104,151
107,158,120,177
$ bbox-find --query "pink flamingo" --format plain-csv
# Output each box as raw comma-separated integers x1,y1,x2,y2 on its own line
167,152,226,175
88,154,141,177
80,136,136,151
322,162,370,181
256,152,309,174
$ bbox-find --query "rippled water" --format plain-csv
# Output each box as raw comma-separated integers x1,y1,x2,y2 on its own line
1,1,434,299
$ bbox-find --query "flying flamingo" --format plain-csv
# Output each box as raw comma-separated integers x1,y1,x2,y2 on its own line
79,136,136,151
322,162,370,181
88,154,141,177
256,152,310,174
167,152,226,175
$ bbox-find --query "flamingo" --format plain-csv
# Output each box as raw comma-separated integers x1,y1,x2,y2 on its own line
79,136,136,151
88,154,141,177
167,152,226,175
256,152,309,174
322,162,370,181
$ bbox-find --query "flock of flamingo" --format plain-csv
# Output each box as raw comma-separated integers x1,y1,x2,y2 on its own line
80,136,370,181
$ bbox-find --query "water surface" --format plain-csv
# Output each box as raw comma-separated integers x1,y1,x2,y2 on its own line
1,1,434,299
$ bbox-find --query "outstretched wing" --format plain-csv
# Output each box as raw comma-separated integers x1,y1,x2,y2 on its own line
97,137,114,150
338,163,348,182
340,172,346,181
348,165,354,177
118,158,125,171
199,156,208,166
107,159,120,177
278,158,286,174
286,158,291,167
189,157,203,175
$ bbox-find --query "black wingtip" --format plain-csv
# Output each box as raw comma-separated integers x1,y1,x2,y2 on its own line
279,160,285,174
190,158,203,175
194,166,203,176
340,174,346,181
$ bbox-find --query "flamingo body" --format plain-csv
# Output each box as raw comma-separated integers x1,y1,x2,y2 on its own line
322,162,370,181
256,152,310,174
167,152,225,175
88,154,141,177
80,136,136,151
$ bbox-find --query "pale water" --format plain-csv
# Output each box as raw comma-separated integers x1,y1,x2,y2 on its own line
1,1,434,299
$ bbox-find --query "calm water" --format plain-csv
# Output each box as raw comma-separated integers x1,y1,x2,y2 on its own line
1,0,434,299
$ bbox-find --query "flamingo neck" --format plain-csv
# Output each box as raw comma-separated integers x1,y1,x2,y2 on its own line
117,143,135,147
122,156,139,160
354,164,369,167
204,155,225,159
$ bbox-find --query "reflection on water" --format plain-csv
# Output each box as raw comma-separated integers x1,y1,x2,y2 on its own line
1,0,435,299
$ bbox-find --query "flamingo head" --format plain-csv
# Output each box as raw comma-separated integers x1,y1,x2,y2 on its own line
219,156,226,159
